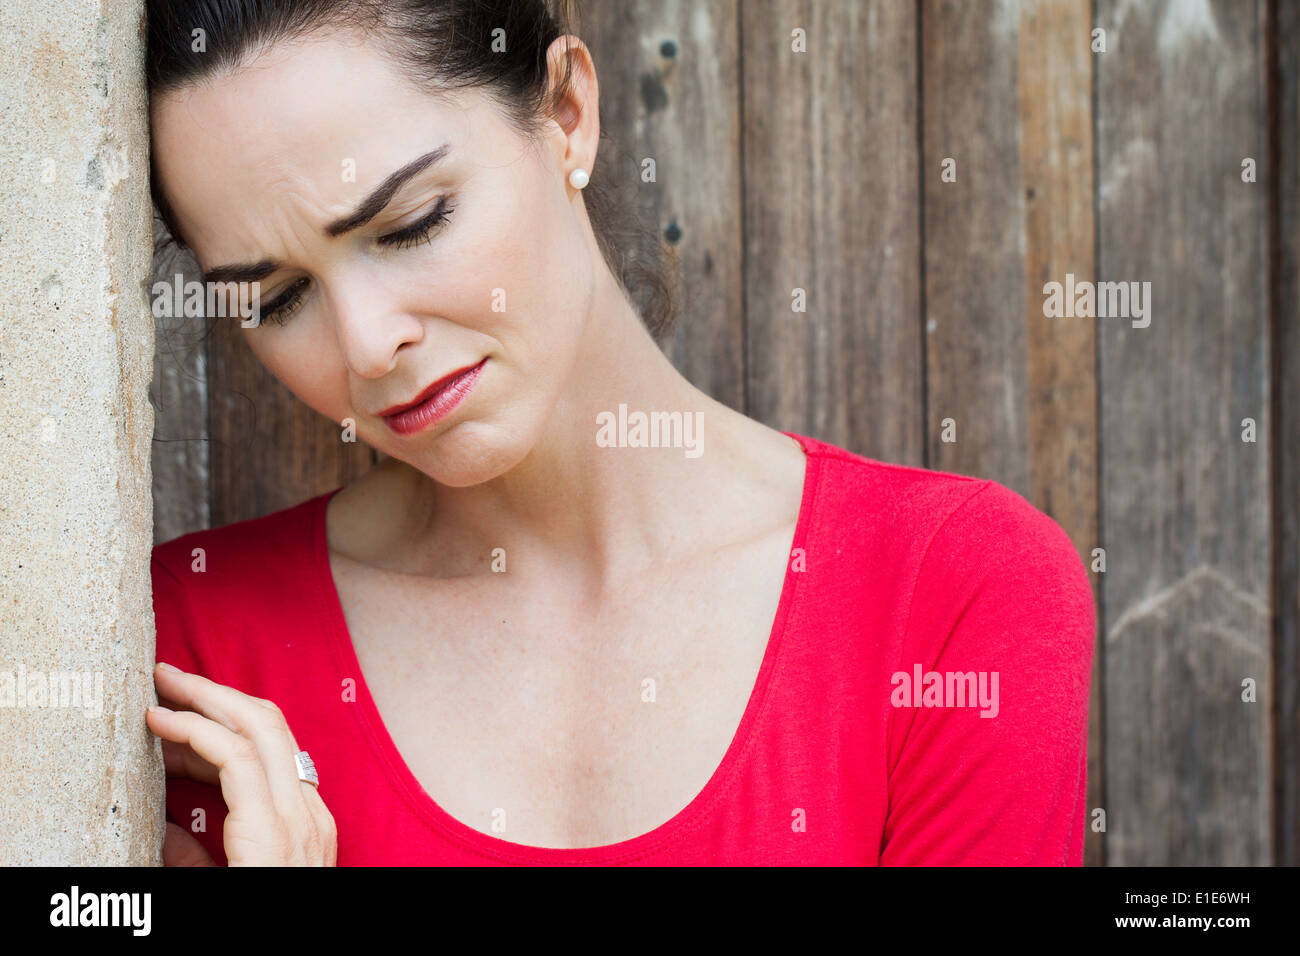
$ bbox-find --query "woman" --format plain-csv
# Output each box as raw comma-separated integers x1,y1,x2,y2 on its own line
146,0,1095,865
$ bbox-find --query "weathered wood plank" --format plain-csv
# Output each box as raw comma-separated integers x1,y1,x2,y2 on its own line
742,0,922,461
206,318,373,527
1015,0,1102,867
922,0,1027,487
923,0,1102,862
1274,0,1300,867
1097,0,1271,865
581,0,744,410
149,220,209,543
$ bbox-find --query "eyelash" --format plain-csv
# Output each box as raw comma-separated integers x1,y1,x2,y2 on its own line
254,196,456,326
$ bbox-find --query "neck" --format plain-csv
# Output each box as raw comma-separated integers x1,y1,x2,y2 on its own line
386,276,780,590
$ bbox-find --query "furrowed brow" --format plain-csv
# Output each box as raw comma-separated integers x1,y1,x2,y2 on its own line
324,143,452,237
199,143,452,285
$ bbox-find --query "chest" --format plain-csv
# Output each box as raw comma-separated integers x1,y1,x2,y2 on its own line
327,532,794,849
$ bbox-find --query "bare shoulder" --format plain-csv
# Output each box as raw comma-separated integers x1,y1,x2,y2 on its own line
715,413,809,546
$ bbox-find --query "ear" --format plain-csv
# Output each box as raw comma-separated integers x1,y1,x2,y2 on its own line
544,35,600,187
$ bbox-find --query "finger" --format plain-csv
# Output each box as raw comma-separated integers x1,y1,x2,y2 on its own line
147,693,223,782
162,822,216,867
157,737,221,784
301,793,337,866
155,665,297,741
154,665,307,816
146,706,277,823
155,691,193,712
153,667,196,714
155,669,322,860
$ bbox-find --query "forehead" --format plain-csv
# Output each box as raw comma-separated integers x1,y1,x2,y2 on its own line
150,29,493,261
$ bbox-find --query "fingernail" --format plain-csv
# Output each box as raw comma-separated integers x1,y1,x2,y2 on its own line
156,661,181,672
148,705,173,714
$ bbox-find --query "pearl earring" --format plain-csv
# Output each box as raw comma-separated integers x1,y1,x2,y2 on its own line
568,167,590,190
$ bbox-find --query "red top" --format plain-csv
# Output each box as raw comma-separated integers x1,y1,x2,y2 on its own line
152,431,1095,865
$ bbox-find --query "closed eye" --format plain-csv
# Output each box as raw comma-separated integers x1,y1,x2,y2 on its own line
377,194,456,249
252,195,456,326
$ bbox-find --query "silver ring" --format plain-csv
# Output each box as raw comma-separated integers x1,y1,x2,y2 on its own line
294,750,319,788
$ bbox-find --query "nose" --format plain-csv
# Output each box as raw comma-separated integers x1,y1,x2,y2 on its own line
330,276,423,379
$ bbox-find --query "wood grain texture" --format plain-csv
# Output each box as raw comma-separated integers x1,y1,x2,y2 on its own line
923,0,1102,862
1015,0,1102,868
581,0,745,409
1097,0,1272,865
1273,0,1300,867
741,0,922,461
206,319,373,528
922,0,1027,488
149,222,209,544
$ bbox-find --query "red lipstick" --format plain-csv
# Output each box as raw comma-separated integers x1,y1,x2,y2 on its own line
379,358,486,435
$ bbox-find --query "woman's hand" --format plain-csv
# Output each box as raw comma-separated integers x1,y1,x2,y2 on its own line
147,662,337,866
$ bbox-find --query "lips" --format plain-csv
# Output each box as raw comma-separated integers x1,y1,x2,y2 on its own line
378,358,487,435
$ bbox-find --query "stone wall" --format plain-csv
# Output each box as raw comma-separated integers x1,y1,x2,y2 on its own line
0,1,163,865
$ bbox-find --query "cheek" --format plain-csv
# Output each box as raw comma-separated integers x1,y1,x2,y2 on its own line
244,328,351,421
467,237,584,384
446,170,588,340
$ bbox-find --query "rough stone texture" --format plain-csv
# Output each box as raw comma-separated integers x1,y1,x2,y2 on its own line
0,2,164,864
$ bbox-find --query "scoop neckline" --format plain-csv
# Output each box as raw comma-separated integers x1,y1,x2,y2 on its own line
310,430,823,864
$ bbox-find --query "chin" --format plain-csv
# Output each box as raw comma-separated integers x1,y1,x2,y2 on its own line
404,419,534,488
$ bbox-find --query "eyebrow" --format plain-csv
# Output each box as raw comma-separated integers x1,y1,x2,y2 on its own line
200,143,452,285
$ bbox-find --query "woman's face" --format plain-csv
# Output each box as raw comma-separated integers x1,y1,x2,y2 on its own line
151,30,600,486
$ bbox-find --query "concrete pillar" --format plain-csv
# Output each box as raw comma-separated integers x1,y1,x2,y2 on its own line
0,1,164,864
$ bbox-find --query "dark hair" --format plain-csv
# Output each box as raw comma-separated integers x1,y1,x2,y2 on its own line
146,0,677,338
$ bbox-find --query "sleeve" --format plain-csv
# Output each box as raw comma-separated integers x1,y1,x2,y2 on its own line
151,548,232,865
879,481,1096,866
